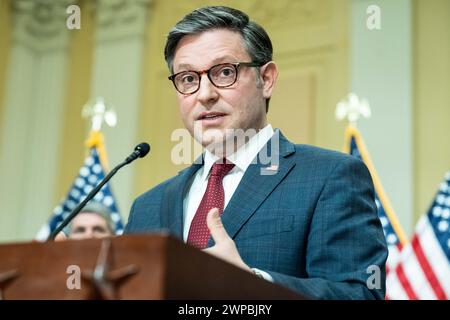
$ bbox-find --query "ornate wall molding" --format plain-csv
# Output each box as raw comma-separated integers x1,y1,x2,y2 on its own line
173,0,332,29
9,0,154,51
11,0,73,52
93,0,153,42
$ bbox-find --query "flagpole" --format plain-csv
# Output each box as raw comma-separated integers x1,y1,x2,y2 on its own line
82,97,117,171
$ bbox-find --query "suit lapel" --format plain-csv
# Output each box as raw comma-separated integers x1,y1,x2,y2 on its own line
161,162,202,239
208,130,296,245
162,131,296,243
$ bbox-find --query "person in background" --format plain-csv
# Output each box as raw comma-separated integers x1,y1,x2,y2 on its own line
56,202,115,240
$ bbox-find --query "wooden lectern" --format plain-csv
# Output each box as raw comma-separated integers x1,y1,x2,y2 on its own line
0,234,302,300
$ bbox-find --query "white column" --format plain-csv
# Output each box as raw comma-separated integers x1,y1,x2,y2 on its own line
350,0,413,235
89,0,152,219
0,0,71,241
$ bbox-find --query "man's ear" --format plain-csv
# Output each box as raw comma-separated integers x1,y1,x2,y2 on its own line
260,61,278,99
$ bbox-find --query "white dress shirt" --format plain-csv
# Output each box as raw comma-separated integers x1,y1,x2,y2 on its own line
183,124,275,281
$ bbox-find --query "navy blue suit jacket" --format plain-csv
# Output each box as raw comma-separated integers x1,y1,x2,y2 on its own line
125,131,388,299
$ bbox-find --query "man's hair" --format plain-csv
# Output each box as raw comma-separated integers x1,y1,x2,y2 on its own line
164,6,273,112
64,201,115,235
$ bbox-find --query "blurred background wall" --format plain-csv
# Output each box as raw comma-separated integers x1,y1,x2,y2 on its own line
0,0,448,243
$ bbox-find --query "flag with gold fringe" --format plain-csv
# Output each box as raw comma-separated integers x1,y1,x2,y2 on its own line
35,131,124,240
344,125,408,299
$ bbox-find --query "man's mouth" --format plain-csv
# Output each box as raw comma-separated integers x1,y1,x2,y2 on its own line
197,112,227,121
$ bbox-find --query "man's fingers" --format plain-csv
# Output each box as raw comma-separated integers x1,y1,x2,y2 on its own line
54,232,67,241
206,208,230,244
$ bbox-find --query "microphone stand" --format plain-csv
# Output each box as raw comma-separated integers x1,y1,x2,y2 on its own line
47,143,149,241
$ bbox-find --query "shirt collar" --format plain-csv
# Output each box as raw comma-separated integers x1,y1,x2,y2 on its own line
201,124,274,181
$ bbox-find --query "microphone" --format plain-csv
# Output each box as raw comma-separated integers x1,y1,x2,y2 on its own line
125,142,150,164
47,142,151,241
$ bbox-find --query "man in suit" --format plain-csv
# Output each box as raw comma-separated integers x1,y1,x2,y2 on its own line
125,6,388,299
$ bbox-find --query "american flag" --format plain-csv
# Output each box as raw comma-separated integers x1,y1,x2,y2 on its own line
36,147,124,240
386,172,450,299
344,126,408,298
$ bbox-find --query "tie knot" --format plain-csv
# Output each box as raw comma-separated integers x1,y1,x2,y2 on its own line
210,160,235,178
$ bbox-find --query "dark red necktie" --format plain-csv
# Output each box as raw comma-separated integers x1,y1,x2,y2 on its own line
187,161,235,249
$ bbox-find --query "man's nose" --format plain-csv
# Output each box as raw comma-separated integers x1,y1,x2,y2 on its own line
196,74,219,106
84,229,94,239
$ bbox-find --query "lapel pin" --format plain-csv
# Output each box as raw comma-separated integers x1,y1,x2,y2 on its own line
261,165,279,175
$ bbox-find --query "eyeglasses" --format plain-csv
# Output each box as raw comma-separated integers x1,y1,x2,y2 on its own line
168,62,263,95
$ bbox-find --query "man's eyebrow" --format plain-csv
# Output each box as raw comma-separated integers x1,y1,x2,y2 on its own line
176,63,193,70
175,63,194,73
